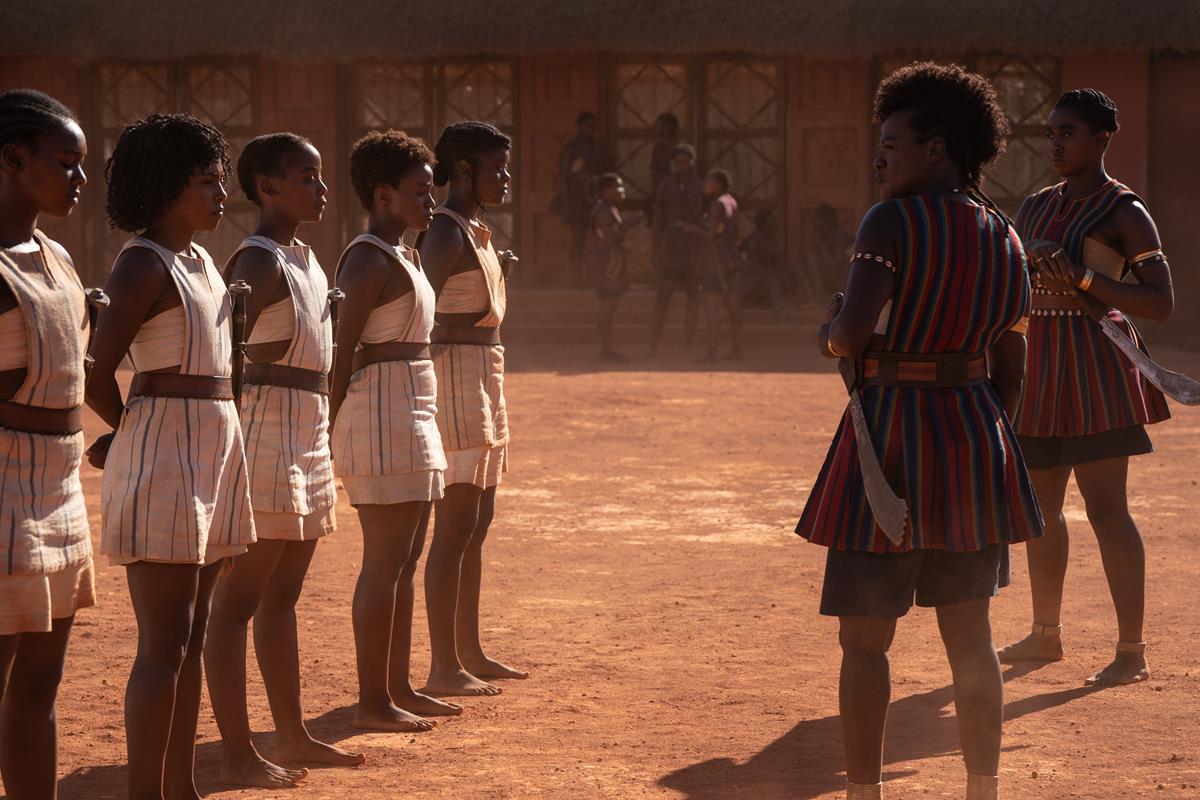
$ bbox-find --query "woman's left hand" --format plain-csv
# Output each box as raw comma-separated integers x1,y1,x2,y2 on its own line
1027,241,1083,292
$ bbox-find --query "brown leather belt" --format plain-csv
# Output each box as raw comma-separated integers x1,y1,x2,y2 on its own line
352,342,432,373
431,325,501,346
130,373,234,400
1031,293,1084,316
860,351,988,388
244,363,329,395
0,399,83,436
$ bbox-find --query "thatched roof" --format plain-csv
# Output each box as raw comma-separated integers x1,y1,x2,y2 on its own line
2,0,1199,60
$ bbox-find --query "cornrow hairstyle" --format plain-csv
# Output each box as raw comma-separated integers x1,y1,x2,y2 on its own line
349,129,433,210
708,169,731,193
105,113,230,233
0,89,78,153
1053,88,1120,134
237,132,313,205
430,121,511,188
875,61,1013,222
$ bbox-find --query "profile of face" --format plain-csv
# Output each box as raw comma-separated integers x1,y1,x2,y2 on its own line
458,146,511,208
167,160,227,233
377,162,436,232
872,110,947,200
259,142,327,224
1,118,88,218
603,178,626,205
672,153,695,177
1046,108,1110,179
704,176,725,197
655,116,678,140
579,117,597,138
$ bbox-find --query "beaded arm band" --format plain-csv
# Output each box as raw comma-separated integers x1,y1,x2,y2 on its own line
851,251,896,273
1130,248,1167,274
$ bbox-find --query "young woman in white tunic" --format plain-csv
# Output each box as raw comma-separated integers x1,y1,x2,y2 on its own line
203,133,362,790
87,113,255,800
0,89,93,800
418,121,527,697
331,130,460,731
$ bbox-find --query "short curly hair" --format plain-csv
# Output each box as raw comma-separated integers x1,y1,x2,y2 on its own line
350,129,433,210
1054,88,1120,134
874,61,1011,192
237,132,313,205
105,113,230,232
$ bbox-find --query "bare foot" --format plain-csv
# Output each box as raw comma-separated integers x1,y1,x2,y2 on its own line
997,632,1063,664
392,687,465,716
273,735,365,767
163,782,202,800
221,752,309,789
461,654,529,680
1085,652,1150,686
353,701,435,732
422,668,502,697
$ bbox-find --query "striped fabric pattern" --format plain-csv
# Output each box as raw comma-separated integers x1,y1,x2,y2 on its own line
331,236,446,505
1014,180,1170,437
0,233,91,575
232,238,337,527
100,239,255,564
431,342,509,452
796,195,1043,553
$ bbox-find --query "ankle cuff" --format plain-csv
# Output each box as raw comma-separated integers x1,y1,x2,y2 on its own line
847,780,883,800
1116,640,1146,654
1032,622,1061,636
966,774,999,800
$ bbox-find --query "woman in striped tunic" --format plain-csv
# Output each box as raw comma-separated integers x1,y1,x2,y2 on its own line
418,121,526,697
998,90,1174,687
331,130,459,731
203,133,362,789
0,89,92,800
796,64,1042,800
87,114,255,799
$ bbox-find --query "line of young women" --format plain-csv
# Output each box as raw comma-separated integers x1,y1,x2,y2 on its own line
0,86,524,799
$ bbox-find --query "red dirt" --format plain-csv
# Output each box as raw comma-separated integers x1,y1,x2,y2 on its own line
37,344,1200,799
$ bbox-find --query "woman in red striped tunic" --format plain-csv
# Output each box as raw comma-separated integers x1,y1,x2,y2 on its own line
796,63,1042,800
998,90,1173,687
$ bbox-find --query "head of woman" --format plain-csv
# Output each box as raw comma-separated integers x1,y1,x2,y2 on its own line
431,121,512,208
351,129,436,233
0,89,87,219
872,62,1011,201
592,173,625,206
655,112,680,141
106,113,230,234
705,169,731,199
1046,88,1119,179
238,132,326,224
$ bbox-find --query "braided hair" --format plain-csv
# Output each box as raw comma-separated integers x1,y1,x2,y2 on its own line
0,89,78,153
1053,88,1120,134
349,129,432,210
874,61,1012,220
237,132,312,205
105,113,230,232
430,121,511,196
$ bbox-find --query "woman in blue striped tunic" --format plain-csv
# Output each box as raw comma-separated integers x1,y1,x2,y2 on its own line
797,63,1042,800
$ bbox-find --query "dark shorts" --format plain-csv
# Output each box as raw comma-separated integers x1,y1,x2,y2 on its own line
1018,425,1153,471
819,544,1010,619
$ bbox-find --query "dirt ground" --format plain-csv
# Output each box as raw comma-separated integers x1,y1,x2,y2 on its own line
35,342,1200,799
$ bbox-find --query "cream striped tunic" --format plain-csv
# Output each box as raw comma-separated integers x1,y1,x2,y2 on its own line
332,235,446,506
100,238,255,564
231,237,337,540
430,208,510,454
0,232,91,576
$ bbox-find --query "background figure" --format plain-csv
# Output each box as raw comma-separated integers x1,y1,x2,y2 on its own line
583,173,638,361
695,169,743,361
646,111,680,229
739,208,793,315
648,143,704,356
552,111,607,288
800,203,854,305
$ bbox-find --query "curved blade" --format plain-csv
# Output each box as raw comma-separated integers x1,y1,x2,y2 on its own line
848,391,909,545
1096,316,1200,405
